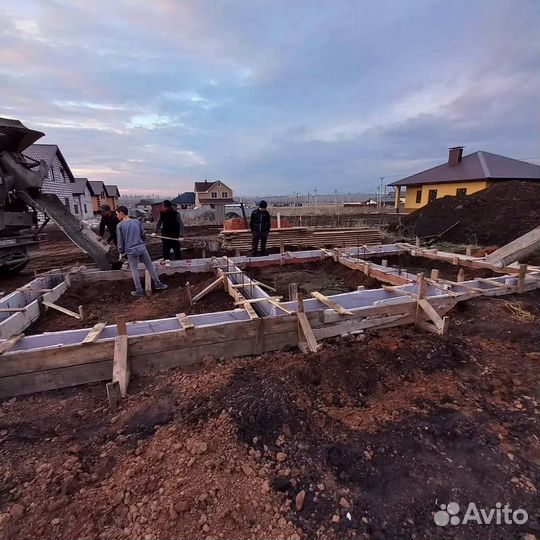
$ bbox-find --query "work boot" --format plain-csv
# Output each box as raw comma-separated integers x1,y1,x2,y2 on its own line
131,290,145,297
155,283,168,290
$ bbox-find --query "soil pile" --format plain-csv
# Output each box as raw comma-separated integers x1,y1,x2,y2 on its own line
402,180,540,245
1,291,538,540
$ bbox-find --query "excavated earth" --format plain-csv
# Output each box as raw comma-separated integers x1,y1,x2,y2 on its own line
27,272,234,334
0,290,538,540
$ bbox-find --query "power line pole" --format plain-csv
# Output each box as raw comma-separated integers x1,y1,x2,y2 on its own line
379,176,385,209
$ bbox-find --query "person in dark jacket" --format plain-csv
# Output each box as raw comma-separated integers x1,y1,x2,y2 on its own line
98,204,119,245
250,200,271,257
154,200,185,260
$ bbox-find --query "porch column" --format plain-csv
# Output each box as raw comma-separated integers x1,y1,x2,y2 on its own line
394,186,401,213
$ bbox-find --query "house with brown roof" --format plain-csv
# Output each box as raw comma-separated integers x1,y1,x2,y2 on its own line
87,181,120,214
194,180,234,224
389,147,540,212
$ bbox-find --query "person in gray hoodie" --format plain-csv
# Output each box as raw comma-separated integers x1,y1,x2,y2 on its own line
116,206,168,297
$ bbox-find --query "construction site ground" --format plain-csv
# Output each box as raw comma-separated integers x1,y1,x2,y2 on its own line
0,289,538,540
244,259,383,297
26,272,234,334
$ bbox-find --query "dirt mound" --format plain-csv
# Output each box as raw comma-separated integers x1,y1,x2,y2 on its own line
1,291,539,540
402,180,540,245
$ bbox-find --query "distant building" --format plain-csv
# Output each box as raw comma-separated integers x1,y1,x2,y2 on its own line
23,144,76,213
171,192,196,209
72,178,93,220
194,180,234,224
87,181,120,214
388,147,540,212
104,184,120,210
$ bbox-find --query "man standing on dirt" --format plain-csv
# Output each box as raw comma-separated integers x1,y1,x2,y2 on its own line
98,204,119,245
116,206,168,297
153,199,185,260
250,200,271,257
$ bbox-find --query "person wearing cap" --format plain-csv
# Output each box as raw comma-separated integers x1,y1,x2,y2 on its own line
250,200,271,257
153,200,185,260
98,204,120,245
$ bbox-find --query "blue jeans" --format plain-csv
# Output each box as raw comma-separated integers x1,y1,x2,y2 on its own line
127,247,163,293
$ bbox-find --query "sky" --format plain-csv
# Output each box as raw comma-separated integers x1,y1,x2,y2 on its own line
1,0,539,196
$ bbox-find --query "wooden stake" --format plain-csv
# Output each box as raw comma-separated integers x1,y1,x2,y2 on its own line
457,268,465,282
518,264,527,293
466,245,472,256
78,305,84,320
430,269,439,281
289,282,298,302
381,259,388,267
145,269,152,295
185,281,193,306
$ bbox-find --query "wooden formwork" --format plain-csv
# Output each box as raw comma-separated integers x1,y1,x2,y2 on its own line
0,244,539,401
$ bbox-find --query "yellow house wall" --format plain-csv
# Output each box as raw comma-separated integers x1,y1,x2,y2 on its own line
404,180,489,210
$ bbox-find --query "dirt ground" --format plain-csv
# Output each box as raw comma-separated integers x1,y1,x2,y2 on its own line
1,290,538,540
27,272,234,334
245,259,382,298
369,253,496,281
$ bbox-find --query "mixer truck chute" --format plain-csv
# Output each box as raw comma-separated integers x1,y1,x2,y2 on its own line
0,117,114,274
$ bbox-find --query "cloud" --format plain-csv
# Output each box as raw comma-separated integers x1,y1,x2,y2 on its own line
0,0,538,195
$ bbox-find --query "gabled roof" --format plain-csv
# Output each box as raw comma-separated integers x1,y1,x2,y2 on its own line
23,143,75,182
194,179,232,192
73,177,90,195
88,180,105,196
104,184,120,198
172,192,196,205
388,151,540,187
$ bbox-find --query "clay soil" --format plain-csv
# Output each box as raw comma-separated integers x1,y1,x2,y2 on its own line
27,272,234,334
1,290,538,540
245,259,382,298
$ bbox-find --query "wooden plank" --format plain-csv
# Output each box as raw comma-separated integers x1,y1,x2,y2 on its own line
313,314,410,340
233,296,283,305
112,334,129,398
106,381,121,411
116,315,127,336
418,299,444,329
82,322,106,344
288,283,298,302
475,278,510,289
297,312,319,353
268,299,294,315
176,312,194,330
311,291,353,315
0,308,27,313
192,276,224,302
0,334,23,355
518,264,527,293
42,300,81,320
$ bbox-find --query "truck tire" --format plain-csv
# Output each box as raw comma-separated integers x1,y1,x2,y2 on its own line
0,248,30,276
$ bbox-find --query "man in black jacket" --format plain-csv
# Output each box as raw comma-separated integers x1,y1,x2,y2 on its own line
98,204,119,245
154,200,185,260
250,200,271,257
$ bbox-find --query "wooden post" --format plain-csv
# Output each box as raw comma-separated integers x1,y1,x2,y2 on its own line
430,269,439,281
202,249,206,259
107,315,129,410
466,245,472,256
289,282,298,302
518,264,527,293
145,270,152,295
297,292,304,313
381,259,388,267
415,236,420,248
457,268,465,282
185,281,193,306
78,305,84,321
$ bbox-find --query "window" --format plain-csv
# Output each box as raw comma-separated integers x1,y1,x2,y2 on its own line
222,191,228,198
83,204,88,213
60,168,67,183
211,191,218,198
74,204,79,214
456,188,467,197
415,190,422,204
428,189,437,202
64,198,70,208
